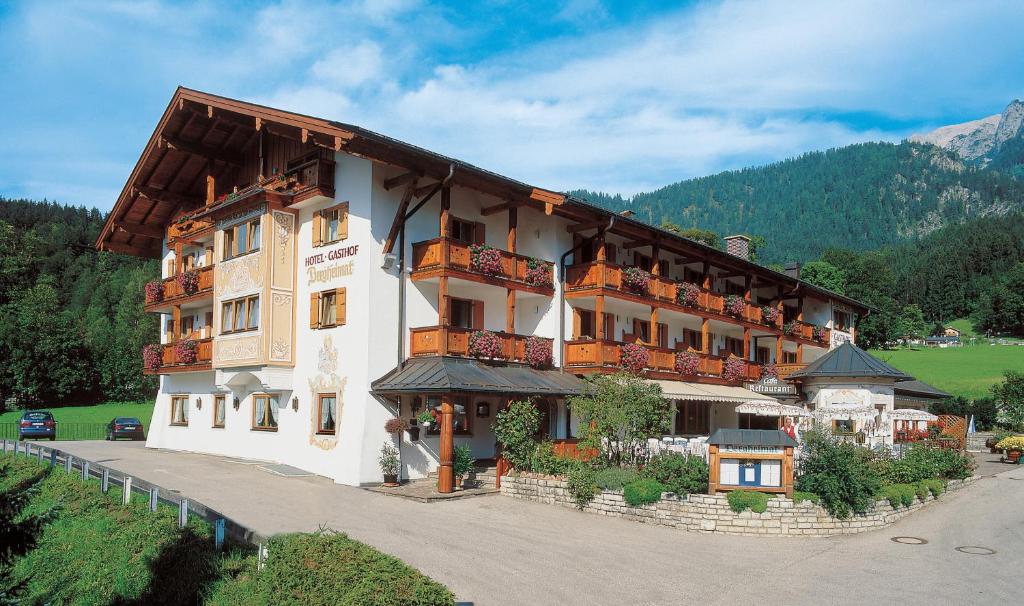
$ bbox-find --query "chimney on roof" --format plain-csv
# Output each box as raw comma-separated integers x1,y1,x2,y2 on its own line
724,234,751,260
619,209,634,218
784,262,801,279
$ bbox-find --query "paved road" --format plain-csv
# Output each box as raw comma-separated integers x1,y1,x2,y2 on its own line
56,442,1022,605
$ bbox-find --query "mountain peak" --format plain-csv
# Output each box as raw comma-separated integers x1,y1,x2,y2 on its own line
910,99,1024,166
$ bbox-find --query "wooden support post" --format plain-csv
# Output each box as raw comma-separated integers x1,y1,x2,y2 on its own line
708,445,720,494
744,275,752,302
796,342,804,363
784,446,794,498
149,487,159,512
437,397,455,494
596,295,605,340
701,317,710,354
101,469,110,493
775,336,783,363
650,306,658,346
438,276,449,355
506,289,515,334
172,305,181,343
743,326,751,360
206,172,215,205
173,241,183,276
702,262,711,290
123,477,133,505
651,245,660,276
507,206,517,253
439,186,450,239
797,296,804,322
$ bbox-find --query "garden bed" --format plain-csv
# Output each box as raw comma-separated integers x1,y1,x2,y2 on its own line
500,472,976,537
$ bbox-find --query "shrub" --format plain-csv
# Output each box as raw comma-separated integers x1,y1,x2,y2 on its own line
565,463,598,510
531,441,574,475
523,336,552,368
493,399,540,471
674,351,700,376
469,244,502,277
623,479,666,506
902,444,975,481
379,443,400,476
593,467,640,491
912,481,930,501
726,490,770,513
921,478,944,498
792,491,820,505
453,445,474,479
996,435,1024,451
619,343,650,375
675,281,701,307
640,453,708,496
622,266,650,292
880,483,916,508
468,330,502,359
796,430,882,519
208,530,455,606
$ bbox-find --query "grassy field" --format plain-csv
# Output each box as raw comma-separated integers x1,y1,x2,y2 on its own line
0,401,154,426
945,318,978,338
870,345,1024,399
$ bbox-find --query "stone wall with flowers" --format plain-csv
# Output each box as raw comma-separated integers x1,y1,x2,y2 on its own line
500,472,976,537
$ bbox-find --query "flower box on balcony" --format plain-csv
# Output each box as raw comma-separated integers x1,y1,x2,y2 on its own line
468,330,502,359
675,351,700,376
760,305,779,325
722,356,746,382
524,258,554,288
176,269,201,296
142,344,163,370
725,295,745,318
144,280,164,303
469,244,503,277
620,342,650,374
676,282,701,307
622,266,651,293
174,339,198,365
524,336,552,368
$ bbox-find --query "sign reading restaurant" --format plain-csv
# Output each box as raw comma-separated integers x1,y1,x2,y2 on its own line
744,376,797,396
305,244,360,285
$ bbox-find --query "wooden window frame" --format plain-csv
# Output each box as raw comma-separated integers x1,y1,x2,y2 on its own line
223,219,261,261
448,215,484,245
575,308,596,339
313,202,349,247
309,287,347,329
213,395,226,428
170,395,189,427
316,393,338,435
221,295,259,335
251,394,279,431
448,297,482,330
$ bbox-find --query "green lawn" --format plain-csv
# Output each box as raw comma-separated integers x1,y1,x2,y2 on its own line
870,345,1024,399
945,318,978,338
0,401,154,426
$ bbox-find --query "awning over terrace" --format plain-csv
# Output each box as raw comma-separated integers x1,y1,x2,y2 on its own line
734,402,811,417
647,380,778,405
885,408,938,422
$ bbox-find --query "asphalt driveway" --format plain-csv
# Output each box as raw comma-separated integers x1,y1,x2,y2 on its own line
55,441,1023,606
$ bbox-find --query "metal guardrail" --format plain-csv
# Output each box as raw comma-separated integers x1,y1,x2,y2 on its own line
0,422,144,441
0,439,263,547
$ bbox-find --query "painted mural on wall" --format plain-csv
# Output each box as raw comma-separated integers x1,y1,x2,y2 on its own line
308,335,346,451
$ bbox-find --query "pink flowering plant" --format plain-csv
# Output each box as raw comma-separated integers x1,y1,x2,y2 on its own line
622,266,650,293
676,282,701,307
675,351,701,376
783,321,798,336
469,244,503,277
725,295,746,317
722,356,747,382
144,280,164,303
468,330,503,359
812,325,827,342
174,339,197,365
142,344,163,370
760,362,778,379
524,336,553,368
619,342,650,374
524,258,553,288
760,305,779,325
176,269,200,295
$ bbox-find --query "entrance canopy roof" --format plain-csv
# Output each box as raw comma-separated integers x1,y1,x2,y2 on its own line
648,380,778,405
371,356,587,396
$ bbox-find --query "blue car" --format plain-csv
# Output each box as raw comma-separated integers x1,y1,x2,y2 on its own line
18,411,56,441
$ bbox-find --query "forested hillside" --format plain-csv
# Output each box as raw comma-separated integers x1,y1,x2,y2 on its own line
574,141,1024,262
0,198,158,408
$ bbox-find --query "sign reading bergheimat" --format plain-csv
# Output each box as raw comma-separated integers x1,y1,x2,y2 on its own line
744,376,797,395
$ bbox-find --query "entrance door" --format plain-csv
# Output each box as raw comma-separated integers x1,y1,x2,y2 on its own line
534,399,553,440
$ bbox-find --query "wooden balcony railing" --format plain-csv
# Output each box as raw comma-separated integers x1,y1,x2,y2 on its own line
775,363,807,379
409,326,553,364
564,339,761,383
145,265,215,306
411,238,555,292
282,153,335,203
144,338,213,374
782,320,830,345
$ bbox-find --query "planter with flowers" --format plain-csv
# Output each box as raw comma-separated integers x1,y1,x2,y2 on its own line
144,280,164,304
760,362,778,380
622,267,650,294
619,343,650,375
722,356,747,382
675,282,701,307
469,244,504,277
417,409,437,430
142,344,163,370
524,336,552,368
812,325,827,342
468,330,503,359
176,269,200,296
760,305,779,326
782,322,798,336
996,436,1024,464
173,339,197,365
725,295,746,318
675,351,701,376
523,258,553,289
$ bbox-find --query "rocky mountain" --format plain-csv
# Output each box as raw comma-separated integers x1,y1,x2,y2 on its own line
910,99,1024,170
573,141,1024,263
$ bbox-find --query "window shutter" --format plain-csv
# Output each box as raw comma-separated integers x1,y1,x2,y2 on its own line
572,308,581,339
204,312,213,338
310,292,321,328
335,288,346,325
205,247,213,266
606,243,617,264
632,318,640,339
473,221,485,245
312,211,323,247
338,203,349,241
442,295,451,326
472,300,484,330
603,313,615,341
657,323,668,348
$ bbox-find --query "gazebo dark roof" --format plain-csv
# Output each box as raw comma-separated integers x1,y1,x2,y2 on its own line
707,429,798,447
894,379,951,399
787,342,913,381
371,356,588,396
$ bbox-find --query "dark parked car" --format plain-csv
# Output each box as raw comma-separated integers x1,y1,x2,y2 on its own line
18,411,56,441
106,417,145,441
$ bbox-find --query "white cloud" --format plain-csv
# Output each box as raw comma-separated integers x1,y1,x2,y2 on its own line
311,42,383,88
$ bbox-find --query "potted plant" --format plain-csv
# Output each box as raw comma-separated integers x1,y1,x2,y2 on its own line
760,305,779,325
782,321,798,336
144,280,164,303
379,443,401,486
995,436,1024,464
417,409,436,430
453,444,475,489
722,356,746,382
524,336,552,368
142,343,163,370
989,430,1013,453
176,269,200,295
760,362,778,380
725,295,746,318
173,339,197,365
385,417,415,440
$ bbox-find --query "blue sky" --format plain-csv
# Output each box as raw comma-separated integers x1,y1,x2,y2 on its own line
1,0,1023,211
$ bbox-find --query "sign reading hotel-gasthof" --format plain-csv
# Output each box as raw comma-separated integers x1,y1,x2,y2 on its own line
305,245,360,285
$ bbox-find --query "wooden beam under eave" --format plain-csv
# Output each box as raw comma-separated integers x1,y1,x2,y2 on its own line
160,135,243,167
115,221,164,240
480,201,519,216
566,219,609,233
100,240,161,258
530,188,565,206
415,182,442,197
135,185,202,209
623,239,655,250
383,170,423,191
382,179,419,255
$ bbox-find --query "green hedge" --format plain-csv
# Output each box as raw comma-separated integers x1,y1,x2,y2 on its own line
726,490,771,513
622,479,666,506
593,467,640,491
640,453,708,496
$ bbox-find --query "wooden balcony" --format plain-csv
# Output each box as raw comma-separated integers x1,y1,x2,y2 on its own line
280,153,336,204
409,326,553,364
143,338,213,374
144,265,215,311
775,363,807,379
782,320,830,345
564,339,761,384
411,238,555,295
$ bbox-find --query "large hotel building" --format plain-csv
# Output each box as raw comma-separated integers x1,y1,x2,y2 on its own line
96,88,868,492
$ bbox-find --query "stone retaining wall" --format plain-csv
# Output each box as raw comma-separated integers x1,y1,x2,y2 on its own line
500,474,976,537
